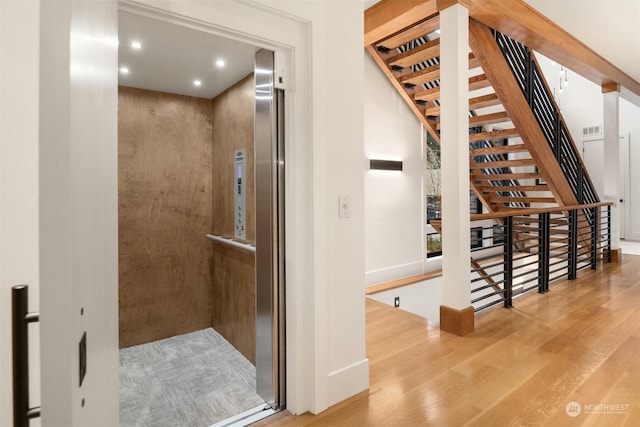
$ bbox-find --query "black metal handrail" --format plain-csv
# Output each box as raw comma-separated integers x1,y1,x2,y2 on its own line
12,285,41,427
492,30,599,206
465,204,612,312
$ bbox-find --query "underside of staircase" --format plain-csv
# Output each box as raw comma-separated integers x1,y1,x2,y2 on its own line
366,10,590,214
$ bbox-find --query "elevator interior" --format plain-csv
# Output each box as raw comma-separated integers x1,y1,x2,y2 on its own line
117,10,281,426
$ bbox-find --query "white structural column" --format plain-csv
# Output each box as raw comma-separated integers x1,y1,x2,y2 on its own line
439,3,473,335
603,85,621,258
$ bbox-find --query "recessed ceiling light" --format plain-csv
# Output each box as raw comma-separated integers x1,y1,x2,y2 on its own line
119,66,130,75
193,79,202,87
130,41,142,50
215,59,225,68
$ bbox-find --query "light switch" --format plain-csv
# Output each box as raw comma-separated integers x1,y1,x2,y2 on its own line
339,195,351,219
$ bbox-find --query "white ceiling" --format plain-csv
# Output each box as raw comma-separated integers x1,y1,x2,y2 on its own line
118,11,258,99
524,0,640,84
119,2,639,99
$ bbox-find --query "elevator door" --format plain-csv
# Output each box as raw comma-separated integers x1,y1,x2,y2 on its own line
254,49,286,409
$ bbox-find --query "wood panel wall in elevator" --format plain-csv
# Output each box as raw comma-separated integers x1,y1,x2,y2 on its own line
210,73,256,364
118,86,213,348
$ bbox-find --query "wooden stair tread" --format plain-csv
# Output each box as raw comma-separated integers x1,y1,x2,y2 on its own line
472,172,540,181
424,104,441,116
470,93,501,110
413,86,441,102
401,54,479,86
469,128,519,142
400,62,440,86
470,143,528,156
413,74,491,102
426,93,504,117
438,111,511,131
387,38,440,68
469,158,537,169
468,111,511,128
492,196,557,203
482,185,549,192
469,74,492,91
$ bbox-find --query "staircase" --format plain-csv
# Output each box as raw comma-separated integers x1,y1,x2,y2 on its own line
366,8,606,306
367,13,598,213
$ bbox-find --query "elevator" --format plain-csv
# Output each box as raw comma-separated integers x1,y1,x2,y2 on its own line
117,11,285,426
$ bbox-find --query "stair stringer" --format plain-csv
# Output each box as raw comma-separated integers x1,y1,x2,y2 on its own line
468,18,579,209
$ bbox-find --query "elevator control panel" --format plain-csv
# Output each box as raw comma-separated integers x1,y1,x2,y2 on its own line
234,149,246,240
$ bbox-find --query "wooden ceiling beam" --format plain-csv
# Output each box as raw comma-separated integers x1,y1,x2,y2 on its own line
466,0,640,96
364,0,438,47
365,0,640,96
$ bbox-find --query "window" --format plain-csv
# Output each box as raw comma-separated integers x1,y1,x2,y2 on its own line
425,131,442,258
425,131,485,258
425,132,441,223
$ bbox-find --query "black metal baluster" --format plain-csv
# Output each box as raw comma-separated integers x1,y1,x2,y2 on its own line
526,50,534,105
591,207,599,269
568,209,578,280
607,206,612,262
538,212,550,293
504,216,513,308
577,166,584,204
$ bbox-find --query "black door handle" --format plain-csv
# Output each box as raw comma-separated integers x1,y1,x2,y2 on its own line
12,285,41,427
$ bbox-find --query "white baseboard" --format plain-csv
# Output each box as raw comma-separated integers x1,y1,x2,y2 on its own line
327,358,370,407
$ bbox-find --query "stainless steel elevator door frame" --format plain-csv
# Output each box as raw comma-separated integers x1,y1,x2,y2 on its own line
254,49,285,409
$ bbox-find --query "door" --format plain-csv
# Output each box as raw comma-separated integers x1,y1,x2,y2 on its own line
255,49,286,409
1,1,42,425
38,1,120,425
582,134,630,239
620,134,629,240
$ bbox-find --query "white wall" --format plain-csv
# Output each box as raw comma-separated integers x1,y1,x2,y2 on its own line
368,279,442,322
535,54,601,154
364,53,428,285
536,53,640,241
0,1,41,425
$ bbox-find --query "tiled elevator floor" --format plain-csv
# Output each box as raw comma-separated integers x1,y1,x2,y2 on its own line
119,328,264,427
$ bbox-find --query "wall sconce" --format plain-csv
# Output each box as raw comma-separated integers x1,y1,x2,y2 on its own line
369,159,403,171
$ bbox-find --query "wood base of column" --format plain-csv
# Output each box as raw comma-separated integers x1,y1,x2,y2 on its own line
609,248,622,263
439,305,474,336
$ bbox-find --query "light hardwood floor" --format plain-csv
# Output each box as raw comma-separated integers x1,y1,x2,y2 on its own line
257,255,640,426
